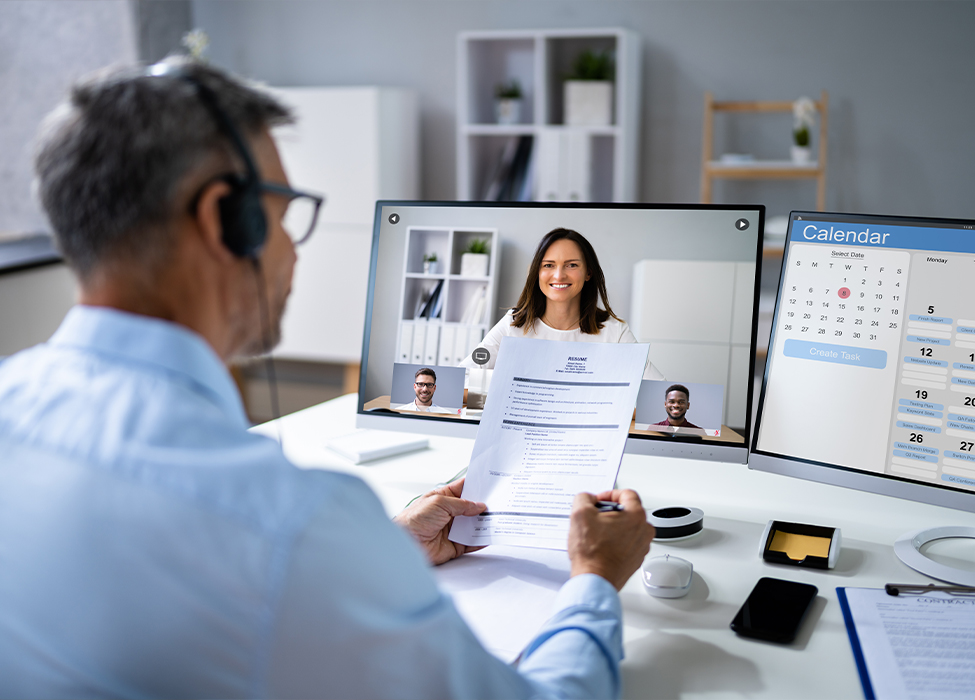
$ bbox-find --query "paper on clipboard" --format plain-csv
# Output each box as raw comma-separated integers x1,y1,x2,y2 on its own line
449,337,648,550
837,586,975,699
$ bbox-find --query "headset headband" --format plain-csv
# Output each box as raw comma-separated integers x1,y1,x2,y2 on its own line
145,62,261,187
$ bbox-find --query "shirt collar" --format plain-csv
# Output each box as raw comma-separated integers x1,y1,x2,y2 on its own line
49,305,248,428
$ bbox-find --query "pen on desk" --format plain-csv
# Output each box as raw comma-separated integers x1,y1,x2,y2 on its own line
885,583,975,596
595,500,624,512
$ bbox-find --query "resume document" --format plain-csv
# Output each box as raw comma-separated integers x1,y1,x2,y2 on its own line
450,337,649,549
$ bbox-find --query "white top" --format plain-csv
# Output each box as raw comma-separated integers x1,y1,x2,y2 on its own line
462,310,665,380
395,400,460,414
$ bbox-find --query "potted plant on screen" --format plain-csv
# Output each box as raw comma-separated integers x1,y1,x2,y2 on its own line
422,252,438,275
564,49,614,126
792,97,816,164
460,239,490,277
495,79,523,125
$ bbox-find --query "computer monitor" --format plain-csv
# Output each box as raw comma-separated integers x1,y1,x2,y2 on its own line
356,201,765,464
751,210,975,513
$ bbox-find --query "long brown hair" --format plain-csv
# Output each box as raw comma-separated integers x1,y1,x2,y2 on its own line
510,228,621,334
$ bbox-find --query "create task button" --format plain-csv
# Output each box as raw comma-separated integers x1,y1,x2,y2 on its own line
783,339,887,369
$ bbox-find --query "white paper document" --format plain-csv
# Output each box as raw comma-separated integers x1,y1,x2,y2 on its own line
838,587,975,700
434,545,571,662
450,337,649,550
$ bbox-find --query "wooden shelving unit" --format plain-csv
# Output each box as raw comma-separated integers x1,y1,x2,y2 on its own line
700,90,828,210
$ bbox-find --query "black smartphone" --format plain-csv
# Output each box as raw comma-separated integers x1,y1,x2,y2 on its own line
730,577,818,643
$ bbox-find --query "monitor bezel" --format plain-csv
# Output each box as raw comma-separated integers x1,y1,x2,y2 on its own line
356,200,766,464
749,209,975,512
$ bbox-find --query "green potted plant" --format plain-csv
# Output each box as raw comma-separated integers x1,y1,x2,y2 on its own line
422,251,438,275
564,49,615,126
494,79,523,125
791,97,816,164
460,239,490,277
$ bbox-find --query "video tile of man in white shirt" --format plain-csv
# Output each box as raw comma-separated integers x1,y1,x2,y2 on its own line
396,367,457,414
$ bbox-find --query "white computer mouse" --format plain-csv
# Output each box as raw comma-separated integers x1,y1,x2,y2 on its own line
642,554,694,598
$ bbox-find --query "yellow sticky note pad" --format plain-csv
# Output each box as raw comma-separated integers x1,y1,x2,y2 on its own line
769,531,831,561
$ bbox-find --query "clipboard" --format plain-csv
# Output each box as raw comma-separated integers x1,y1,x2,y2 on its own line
836,588,876,699
836,586,975,700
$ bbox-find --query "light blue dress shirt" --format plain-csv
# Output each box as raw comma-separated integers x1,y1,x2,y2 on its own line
0,306,624,699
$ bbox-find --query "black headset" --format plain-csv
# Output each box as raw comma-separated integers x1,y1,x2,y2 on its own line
146,62,267,259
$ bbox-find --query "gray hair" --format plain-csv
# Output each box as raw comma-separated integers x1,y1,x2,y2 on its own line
33,57,293,280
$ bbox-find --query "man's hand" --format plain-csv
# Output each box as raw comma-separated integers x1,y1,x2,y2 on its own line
568,489,655,591
393,478,487,566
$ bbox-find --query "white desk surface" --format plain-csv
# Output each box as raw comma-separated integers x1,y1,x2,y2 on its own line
256,393,975,700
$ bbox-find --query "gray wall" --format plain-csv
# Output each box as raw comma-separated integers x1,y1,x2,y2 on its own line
0,0,191,239
193,0,975,221
3,1,971,236
0,1,138,238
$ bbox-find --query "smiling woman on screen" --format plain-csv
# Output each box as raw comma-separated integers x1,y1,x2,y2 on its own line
462,227,665,380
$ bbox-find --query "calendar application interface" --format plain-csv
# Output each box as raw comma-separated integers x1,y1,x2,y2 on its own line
758,219,975,493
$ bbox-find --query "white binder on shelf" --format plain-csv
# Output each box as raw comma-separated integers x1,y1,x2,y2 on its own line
411,320,427,363
453,327,471,365
439,325,457,366
423,324,441,365
535,129,591,202
398,323,414,363
565,131,592,203
464,326,483,362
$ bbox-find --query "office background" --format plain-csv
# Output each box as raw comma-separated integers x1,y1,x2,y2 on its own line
3,0,975,236
3,0,973,419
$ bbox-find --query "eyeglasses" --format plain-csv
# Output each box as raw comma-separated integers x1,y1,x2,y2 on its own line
415,382,436,389
189,176,325,247
260,182,325,246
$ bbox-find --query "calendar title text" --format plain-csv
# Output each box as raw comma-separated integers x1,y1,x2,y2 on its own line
802,224,891,246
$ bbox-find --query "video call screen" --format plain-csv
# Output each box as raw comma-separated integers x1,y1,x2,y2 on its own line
755,211,975,497
359,202,764,449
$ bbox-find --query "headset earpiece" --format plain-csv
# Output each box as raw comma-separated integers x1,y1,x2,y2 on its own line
146,62,267,259
218,174,267,259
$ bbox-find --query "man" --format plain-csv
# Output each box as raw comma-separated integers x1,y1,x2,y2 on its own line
0,59,654,698
654,383,702,429
396,367,458,414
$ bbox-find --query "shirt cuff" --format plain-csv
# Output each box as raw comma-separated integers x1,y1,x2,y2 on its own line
520,573,623,663
553,573,621,618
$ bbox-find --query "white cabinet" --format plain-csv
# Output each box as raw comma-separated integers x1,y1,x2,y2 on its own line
397,227,500,370
268,87,419,363
457,28,640,203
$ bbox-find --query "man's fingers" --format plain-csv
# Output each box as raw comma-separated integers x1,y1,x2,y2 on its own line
432,494,486,517
616,489,644,510
441,476,466,498
572,492,598,511
589,488,644,513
